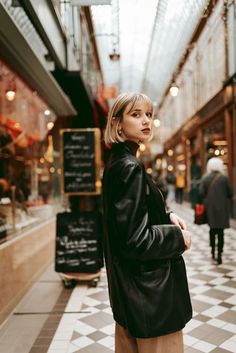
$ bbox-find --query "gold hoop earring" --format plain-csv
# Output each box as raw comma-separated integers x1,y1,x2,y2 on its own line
118,128,122,135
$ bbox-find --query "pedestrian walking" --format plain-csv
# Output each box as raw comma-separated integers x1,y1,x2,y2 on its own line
175,170,185,204
102,92,192,353
152,169,168,203
189,156,202,209
199,157,233,264
166,170,176,205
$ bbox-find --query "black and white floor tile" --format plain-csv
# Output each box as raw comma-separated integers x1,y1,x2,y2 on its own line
47,203,236,353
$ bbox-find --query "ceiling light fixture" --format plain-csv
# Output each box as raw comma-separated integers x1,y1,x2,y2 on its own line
5,90,16,101
44,109,51,116
169,83,179,97
153,119,160,127
109,49,120,61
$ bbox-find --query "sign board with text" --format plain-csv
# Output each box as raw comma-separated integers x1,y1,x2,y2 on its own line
60,128,101,195
55,211,103,273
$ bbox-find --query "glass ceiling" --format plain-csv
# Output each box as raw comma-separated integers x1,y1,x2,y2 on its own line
91,0,209,105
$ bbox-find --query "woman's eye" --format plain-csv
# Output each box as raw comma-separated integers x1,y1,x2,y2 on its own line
131,112,140,118
146,112,153,118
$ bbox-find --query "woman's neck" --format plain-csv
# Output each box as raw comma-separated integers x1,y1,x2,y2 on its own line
124,140,139,155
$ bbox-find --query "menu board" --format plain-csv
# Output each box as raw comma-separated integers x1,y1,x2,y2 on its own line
55,211,103,273
60,129,101,195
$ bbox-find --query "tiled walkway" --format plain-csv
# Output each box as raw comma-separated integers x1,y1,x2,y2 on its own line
1,202,236,353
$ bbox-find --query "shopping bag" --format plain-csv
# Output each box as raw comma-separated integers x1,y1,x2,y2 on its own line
194,203,207,225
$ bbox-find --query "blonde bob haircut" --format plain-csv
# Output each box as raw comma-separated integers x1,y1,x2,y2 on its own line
104,92,154,146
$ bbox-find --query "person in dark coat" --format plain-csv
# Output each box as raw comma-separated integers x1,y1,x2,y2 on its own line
152,169,168,203
102,92,192,353
199,157,233,264
189,156,202,209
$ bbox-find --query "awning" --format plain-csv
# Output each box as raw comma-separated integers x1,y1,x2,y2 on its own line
52,70,95,128
0,4,76,117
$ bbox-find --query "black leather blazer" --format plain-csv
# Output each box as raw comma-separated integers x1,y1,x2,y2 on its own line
102,142,192,338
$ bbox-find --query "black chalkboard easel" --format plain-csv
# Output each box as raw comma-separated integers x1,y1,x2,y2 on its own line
57,128,103,278
55,211,103,273
60,129,101,195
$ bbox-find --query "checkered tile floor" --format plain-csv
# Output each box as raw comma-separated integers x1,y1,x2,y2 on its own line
48,203,236,353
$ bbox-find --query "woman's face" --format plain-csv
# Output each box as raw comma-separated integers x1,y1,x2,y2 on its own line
119,101,153,144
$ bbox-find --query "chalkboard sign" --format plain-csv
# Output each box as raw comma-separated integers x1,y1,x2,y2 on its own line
55,211,103,273
60,129,101,195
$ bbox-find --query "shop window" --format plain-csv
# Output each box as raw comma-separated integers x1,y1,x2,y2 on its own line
0,59,58,244
175,143,186,172
204,118,227,166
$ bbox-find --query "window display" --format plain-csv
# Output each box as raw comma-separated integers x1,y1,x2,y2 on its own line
204,118,227,166
0,59,57,243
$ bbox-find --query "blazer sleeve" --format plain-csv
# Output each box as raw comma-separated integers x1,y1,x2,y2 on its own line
113,161,185,261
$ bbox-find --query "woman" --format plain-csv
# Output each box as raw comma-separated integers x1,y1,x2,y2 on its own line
199,157,233,264
102,93,192,353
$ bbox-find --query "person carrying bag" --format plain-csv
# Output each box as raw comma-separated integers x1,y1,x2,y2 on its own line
194,173,220,225
198,157,233,264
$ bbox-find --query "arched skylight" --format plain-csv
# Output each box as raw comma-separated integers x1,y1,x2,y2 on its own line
91,0,210,103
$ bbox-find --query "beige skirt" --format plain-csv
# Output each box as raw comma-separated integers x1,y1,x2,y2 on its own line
115,323,184,353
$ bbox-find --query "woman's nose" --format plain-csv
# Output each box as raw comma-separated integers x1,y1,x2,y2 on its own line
142,114,150,124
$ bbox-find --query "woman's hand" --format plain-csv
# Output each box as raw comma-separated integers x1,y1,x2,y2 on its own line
181,230,192,250
169,212,186,230
169,212,191,250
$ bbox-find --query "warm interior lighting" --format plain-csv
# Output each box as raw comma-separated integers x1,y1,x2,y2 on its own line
176,154,185,161
167,149,173,156
44,135,54,163
44,109,51,116
213,140,227,146
169,84,179,97
139,143,146,152
208,148,214,154
178,164,186,171
47,122,54,130
153,119,160,127
5,90,16,101
155,159,162,168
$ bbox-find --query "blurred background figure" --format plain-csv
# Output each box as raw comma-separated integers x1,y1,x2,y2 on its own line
175,170,186,204
199,157,233,264
152,169,168,204
166,170,176,206
189,156,202,209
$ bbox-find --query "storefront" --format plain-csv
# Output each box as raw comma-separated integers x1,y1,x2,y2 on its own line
163,82,236,216
0,59,57,244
